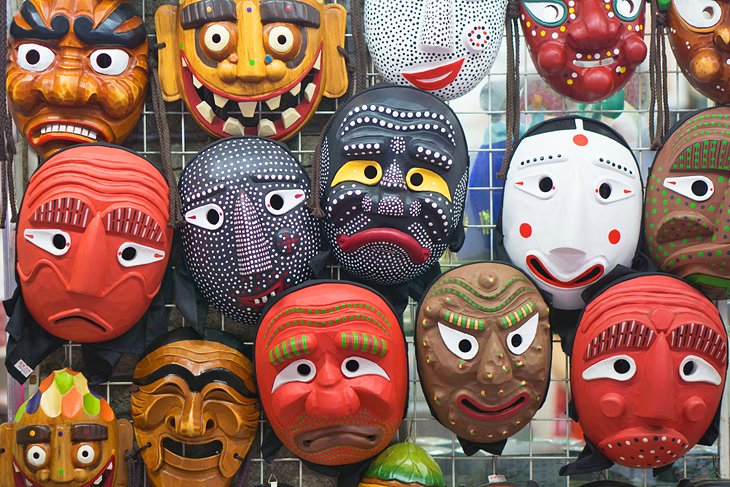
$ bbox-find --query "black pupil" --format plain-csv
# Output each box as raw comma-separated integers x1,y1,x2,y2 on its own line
297,363,311,376
538,177,553,192
277,34,288,45
206,209,220,225
32,452,40,459
410,172,424,187
270,194,284,210
52,234,66,250
96,53,112,69
212,33,222,44
364,165,378,179
614,359,631,374
599,183,612,199
511,335,523,348
458,339,472,353
81,450,89,457
345,359,359,372
692,180,709,197
26,49,40,65
683,361,696,375
121,247,136,261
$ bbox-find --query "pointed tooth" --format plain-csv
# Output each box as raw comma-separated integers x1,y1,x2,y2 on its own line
213,93,228,108
238,101,257,118
192,75,203,89
25,480,32,487
257,119,277,137
313,52,321,70
265,95,281,110
107,463,113,471
261,295,268,304
289,83,301,97
304,83,317,103
13,464,19,472
196,101,215,124
223,117,245,136
181,58,188,68
281,107,301,129
93,476,103,485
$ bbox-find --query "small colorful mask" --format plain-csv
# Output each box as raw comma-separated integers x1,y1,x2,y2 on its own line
519,0,647,102
570,274,727,469
501,117,643,310
364,0,507,100
8,0,148,159
179,137,320,324
256,281,408,466
16,145,172,343
666,0,730,104
0,369,132,486
317,85,469,286
645,107,730,299
416,262,551,451
154,0,347,140
357,442,446,487
131,328,259,487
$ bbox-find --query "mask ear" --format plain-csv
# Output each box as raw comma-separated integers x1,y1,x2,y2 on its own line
322,3,348,98
114,420,134,486
0,423,12,480
448,223,466,252
154,5,183,101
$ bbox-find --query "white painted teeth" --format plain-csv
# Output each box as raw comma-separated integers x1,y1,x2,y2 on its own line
313,52,321,71
40,124,97,139
181,58,188,68
289,83,301,97
192,74,203,89
24,479,32,487
281,107,301,129
238,101,257,118
13,464,19,472
52,124,59,132
223,117,245,136
73,126,82,135
214,93,228,108
265,95,281,110
270,291,277,297
261,295,268,304
93,475,103,485
254,298,261,305
107,463,113,471
196,101,215,124
304,83,316,103
257,119,277,136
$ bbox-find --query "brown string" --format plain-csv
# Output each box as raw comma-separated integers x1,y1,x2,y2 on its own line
498,0,521,180
648,0,670,149
0,0,18,228
350,0,367,95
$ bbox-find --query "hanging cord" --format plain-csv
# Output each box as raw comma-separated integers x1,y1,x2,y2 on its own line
350,0,367,95
231,452,251,487
497,0,521,180
125,442,151,487
648,0,670,149
149,41,184,228
0,0,18,229
305,116,334,219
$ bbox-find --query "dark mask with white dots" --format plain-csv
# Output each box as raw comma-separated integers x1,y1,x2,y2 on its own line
179,137,320,324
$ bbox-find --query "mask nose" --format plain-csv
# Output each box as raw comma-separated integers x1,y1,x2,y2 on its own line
235,193,273,275
477,332,513,385
418,0,454,54
304,356,360,418
566,2,619,52
635,339,675,423
68,215,107,296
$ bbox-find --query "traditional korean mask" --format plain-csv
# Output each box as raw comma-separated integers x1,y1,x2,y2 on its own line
666,0,730,104
416,263,551,446
0,368,133,486
179,137,320,324
7,0,148,159
364,0,507,101
256,281,408,466
131,328,259,487
645,107,730,299
317,85,469,286
357,442,446,487
501,117,643,310
519,0,647,103
16,144,172,343
571,274,727,469
154,0,347,140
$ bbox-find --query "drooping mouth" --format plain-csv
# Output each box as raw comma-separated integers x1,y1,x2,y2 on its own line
163,438,223,459
49,309,113,334
457,393,530,421
232,277,285,309
180,49,323,139
13,456,115,487
337,228,431,264
401,58,465,91
29,120,105,146
294,424,383,452
573,56,616,68
526,255,604,289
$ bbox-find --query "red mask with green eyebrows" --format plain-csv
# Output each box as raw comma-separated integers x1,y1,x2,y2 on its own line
255,281,408,466
571,274,728,469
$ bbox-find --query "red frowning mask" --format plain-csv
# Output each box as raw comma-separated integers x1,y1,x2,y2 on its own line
16,144,173,343
519,0,647,102
255,281,408,466
571,274,727,469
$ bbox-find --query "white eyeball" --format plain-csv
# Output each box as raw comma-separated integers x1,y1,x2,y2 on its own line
679,355,722,385
24,228,71,256
184,203,225,230
272,359,316,393
117,242,166,268
582,355,636,381
89,49,130,76
76,444,96,465
26,445,47,467
17,43,55,72
663,176,715,202
506,313,539,355
438,322,479,360
341,356,390,380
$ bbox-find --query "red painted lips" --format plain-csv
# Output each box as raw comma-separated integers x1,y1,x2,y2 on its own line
401,58,465,91
337,228,431,264
526,255,604,289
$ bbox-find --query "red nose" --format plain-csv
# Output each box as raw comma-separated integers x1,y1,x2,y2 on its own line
566,2,620,51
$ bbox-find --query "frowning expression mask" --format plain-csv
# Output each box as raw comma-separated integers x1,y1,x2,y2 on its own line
256,281,408,466
131,329,259,487
179,137,320,324
16,145,172,343
501,117,643,310
7,0,148,159
571,275,728,469
318,85,469,286
645,108,730,299
364,0,507,100
416,263,551,445
155,0,347,140
667,0,730,104
1,368,132,487
519,0,647,102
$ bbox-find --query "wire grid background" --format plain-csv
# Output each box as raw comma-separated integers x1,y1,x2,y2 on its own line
3,1,729,485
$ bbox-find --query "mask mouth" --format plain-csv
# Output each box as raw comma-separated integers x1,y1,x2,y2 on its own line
400,58,465,91
13,456,115,487
526,255,604,289
337,228,431,264
457,392,530,421
163,438,223,459
598,430,690,468
232,277,286,309
48,309,113,335
573,56,616,68
294,424,383,452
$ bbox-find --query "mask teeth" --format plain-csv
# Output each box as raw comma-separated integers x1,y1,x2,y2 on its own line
40,123,98,140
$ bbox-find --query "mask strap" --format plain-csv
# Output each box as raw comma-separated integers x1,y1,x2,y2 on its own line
498,0,521,180
648,0,670,149
125,442,151,487
0,0,18,229
350,0,367,96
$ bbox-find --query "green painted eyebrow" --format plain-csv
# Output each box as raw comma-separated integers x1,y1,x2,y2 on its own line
269,334,314,365
437,309,484,331
339,331,388,357
499,301,536,329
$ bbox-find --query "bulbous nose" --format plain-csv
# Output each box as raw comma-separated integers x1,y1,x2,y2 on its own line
566,2,620,52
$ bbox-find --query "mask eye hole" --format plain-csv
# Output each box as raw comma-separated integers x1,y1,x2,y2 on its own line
506,313,540,355
674,0,722,29
74,443,97,466
513,173,556,200
200,22,237,60
271,358,317,393
663,175,715,202
331,160,383,187
16,43,55,72
437,322,479,361
582,354,637,381
341,356,390,380
117,242,166,268
23,228,71,256
522,1,567,27
679,355,722,385
264,189,306,215
89,49,130,76
25,445,48,468
263,23,302,61
184,202,225,230
406,167,451,201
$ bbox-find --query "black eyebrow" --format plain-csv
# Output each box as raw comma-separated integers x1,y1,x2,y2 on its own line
16,426,51,444
74,4,146,48
407,138,455,171
181,0,237,29
10,1,69,40
133,364,257,399
71,424,109,442
260,0,320,27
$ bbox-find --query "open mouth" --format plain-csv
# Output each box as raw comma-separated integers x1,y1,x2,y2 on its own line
29,121,103,146
180,49,322,139
13,457,114,487
295,425,382,452
337,228,431,264
49,309,112,334
573,56,616,68
457,393,529,421
232,277,285,309
163,438,223,459
526,255,604,289
401,58,465,91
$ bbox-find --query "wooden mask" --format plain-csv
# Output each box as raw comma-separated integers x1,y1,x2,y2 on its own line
154,0,348,140
0,369,132,486
7,0,148,159
131,328,259,487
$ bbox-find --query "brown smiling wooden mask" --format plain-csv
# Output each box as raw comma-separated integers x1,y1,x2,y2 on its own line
415,262,552,455
154,0,347,141
131,328,259,487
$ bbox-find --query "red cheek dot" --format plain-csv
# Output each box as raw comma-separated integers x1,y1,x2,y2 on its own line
520,223,532,238
608,229,621,244
573,134,588,146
